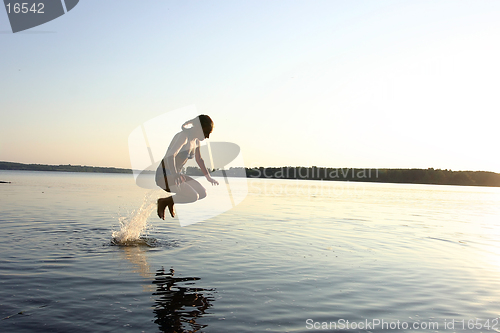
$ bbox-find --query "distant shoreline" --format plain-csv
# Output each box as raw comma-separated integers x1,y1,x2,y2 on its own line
0,161,135,174
1,161,499,187
242,166,500,187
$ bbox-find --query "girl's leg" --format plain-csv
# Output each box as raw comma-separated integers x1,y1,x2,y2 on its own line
156,170,175,219
182,176,207,199
170,180,200,203
157,175,197,219
157,176,207,220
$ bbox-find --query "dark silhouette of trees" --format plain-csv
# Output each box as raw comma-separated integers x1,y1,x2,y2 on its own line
2,161,499,187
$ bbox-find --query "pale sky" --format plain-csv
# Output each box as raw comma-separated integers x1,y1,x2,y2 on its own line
1,0,499,172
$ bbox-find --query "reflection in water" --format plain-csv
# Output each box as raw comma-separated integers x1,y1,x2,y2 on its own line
120,244,152,279
152,267,215,333
113,241,215,331
114,240,157,292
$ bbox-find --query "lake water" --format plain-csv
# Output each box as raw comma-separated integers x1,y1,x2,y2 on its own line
1,170,499,333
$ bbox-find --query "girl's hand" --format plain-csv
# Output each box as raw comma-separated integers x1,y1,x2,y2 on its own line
207,177,219,186
174,173,186,186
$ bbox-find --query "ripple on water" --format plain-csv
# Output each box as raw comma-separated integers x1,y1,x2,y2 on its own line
109,236,180,248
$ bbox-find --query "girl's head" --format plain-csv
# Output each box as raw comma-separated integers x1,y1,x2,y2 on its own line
182,115,214,140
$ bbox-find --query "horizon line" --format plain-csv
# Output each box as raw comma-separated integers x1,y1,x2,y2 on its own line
0,160,498,174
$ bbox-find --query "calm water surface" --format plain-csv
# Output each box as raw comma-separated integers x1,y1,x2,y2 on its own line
0,170,499,332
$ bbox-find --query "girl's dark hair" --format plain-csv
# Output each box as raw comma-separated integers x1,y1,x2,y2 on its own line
198,115,213,138
182,115,214,138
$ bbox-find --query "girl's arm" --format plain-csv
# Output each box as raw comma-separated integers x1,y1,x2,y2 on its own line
195,141,219,185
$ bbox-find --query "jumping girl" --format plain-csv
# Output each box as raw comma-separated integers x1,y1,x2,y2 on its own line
156,115,219,219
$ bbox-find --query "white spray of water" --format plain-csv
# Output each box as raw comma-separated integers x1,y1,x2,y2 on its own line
112,191,158,244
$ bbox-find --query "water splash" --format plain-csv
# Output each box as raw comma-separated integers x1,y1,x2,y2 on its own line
112,191,157,244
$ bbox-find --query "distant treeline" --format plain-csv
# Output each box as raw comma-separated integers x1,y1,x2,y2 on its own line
2,161,500,187
189,166,500,187
0,161,133,174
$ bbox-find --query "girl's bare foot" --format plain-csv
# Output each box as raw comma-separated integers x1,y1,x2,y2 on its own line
157,197,175,219
157,198,168,220
166,200,175,218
